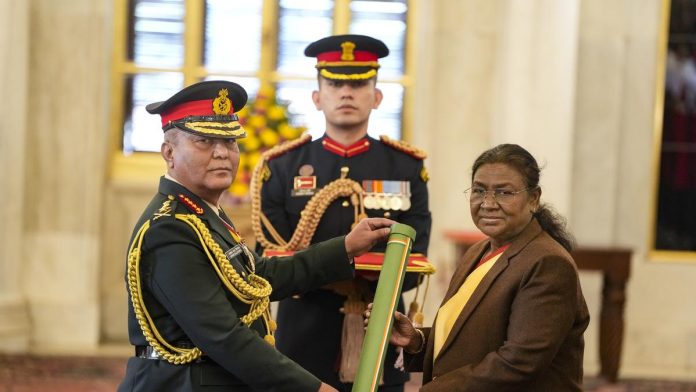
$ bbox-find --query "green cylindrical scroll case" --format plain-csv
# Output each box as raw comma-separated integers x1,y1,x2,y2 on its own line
352,223,416,392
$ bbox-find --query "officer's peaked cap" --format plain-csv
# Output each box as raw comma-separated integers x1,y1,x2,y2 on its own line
305,34,389,81
146,80,248,139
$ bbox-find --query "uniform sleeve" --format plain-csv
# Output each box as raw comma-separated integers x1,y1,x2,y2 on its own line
258,159,294,248
144,219,322,392
403,160,432,255
397,159,432,291
254,236,355,300
420,256,582,392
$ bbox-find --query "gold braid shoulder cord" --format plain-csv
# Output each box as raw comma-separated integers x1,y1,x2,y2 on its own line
127,213,274,365
250,135,367,251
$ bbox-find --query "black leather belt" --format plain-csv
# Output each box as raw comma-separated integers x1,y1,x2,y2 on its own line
135,345,163,359
135,341,209,362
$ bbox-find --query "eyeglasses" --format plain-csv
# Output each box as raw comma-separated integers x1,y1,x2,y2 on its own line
463,186,536,205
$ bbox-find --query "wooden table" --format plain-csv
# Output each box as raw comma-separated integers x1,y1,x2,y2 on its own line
443,230,632,383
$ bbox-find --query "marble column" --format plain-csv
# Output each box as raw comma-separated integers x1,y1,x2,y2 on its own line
0,0,31,352
491,0,581,215
21,0,109,350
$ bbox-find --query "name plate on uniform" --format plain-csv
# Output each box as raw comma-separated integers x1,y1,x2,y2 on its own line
225,245,243,260
362,180,411,211
292,176,317,197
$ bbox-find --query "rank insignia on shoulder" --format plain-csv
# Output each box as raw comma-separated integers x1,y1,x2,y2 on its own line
178,194,204,215
153,195,175,220
292,176,317,197
379,135,427,160
420,167,429,183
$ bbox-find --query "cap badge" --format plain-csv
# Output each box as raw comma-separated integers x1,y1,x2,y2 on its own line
213,88,232,115
340,41,356,61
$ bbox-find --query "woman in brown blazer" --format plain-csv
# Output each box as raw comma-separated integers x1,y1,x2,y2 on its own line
368,144,590,391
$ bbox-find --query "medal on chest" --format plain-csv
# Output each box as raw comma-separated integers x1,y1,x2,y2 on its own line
362,180,412,211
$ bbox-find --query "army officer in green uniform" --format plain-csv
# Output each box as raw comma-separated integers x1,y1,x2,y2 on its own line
117,80,393,392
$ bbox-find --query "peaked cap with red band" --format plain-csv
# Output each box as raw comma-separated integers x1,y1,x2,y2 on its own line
305,34,389,81
146,80,248,139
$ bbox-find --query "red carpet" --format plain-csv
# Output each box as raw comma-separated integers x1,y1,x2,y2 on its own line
1,354,695,391
0,354,125,392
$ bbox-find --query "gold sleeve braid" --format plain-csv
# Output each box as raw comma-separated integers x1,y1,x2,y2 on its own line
127,213,275,365
250,136,367,251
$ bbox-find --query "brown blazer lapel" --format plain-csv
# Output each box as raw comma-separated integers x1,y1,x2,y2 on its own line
435,252,510,361
425,241,487,377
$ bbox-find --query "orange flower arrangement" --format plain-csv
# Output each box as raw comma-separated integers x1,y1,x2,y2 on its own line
225,84,306,203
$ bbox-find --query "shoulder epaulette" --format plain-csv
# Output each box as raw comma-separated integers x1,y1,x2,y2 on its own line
264,133,312,160
379,135,427,160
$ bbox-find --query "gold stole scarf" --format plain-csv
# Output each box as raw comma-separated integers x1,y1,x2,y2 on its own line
433,245,508,360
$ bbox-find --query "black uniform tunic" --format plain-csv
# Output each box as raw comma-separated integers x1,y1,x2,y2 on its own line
259,134,432,388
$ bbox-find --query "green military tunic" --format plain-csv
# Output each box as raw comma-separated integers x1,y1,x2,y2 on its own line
118,177,354,392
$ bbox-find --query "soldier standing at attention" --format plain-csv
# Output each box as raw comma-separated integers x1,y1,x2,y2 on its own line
256,35,432,392
117,80,394,392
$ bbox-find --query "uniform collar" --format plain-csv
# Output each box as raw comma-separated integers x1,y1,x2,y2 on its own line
159,176,238,245
321,134,371,157
164,173,221,212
